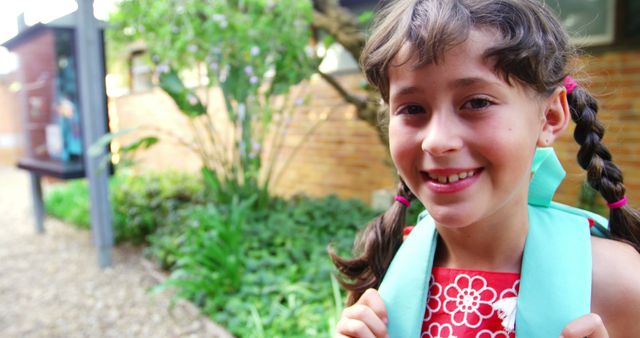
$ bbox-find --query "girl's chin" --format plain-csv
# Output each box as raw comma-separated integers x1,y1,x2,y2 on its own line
424,205,480,228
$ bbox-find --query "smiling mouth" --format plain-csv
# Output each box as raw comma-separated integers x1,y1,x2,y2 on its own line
423,169,483,184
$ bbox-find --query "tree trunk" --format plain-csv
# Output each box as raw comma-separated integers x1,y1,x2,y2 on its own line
312,0,389,148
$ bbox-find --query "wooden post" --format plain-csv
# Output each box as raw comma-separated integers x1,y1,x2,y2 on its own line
75,0,114,268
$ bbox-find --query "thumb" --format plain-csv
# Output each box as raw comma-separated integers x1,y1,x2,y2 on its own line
560,313,609,338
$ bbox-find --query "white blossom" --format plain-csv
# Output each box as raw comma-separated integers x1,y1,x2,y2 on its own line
237,103,246,121
156,63,170,74
187,94,198,106
211,14,225,22
252,142,261,152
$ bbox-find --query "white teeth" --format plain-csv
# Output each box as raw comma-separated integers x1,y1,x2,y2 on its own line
429,170,476,184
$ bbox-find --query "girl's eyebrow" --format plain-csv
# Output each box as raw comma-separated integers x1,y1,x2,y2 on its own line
391,77,503,101
450,77,503,89
390,86,422,101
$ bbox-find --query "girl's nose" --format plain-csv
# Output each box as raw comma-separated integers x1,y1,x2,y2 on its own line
421,114,463,156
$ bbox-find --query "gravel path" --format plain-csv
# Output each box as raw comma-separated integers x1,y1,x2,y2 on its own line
0,166,232,338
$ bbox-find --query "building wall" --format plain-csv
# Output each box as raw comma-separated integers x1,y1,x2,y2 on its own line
111,48,640,209
0,78,22,165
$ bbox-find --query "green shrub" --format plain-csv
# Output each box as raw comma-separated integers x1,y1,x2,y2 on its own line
45,179,92,229
155,198,252,311
44,171,205,244
46,173,393,337
149,194,378,337
110,172,205,243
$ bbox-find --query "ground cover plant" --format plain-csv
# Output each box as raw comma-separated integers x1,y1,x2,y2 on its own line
45,171,205,244
44,173,424,336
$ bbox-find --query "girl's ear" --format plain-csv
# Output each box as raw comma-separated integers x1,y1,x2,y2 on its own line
538,87,570,147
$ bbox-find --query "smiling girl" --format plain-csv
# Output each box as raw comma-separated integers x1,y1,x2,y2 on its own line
331,0,640,337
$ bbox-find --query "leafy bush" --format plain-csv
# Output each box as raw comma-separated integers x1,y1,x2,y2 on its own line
149,194,379,337
45,179,91,229
155,198,252,311
46,173,409,337
44,171,205,243
110,172,205,243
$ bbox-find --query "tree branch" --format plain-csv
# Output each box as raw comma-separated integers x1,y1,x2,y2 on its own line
317,70,366,109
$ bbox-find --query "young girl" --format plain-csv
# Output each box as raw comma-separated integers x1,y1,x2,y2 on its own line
332,0,640,337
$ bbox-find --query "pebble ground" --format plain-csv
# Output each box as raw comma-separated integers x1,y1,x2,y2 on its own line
0,166,233,338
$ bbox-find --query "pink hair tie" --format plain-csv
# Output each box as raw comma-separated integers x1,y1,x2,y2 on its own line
564,75,578,95
395,195,411,207
607,196,628,209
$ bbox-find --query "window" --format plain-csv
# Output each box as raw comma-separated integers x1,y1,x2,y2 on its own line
129,50,153,93
621,0,640,40
546,0,616,45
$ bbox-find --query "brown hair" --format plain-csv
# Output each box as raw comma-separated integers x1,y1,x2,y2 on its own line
331,0,640,305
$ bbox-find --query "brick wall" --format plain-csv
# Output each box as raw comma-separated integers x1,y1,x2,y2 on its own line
111,48,640,208
0,77,22,165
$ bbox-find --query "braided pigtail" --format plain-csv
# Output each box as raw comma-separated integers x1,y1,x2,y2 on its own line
329,179,415,305
567,85,640,252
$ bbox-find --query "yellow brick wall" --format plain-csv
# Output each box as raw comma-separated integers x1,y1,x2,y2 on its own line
111,49,640,209
0,81,22,165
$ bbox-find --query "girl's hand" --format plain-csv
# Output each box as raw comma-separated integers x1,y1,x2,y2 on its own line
560,313,609,338
335,288,389,338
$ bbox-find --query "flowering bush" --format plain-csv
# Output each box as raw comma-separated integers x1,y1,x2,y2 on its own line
109,0,318,207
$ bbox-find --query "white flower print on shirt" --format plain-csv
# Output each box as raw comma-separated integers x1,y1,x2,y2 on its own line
475,329,511,338
443,274,497,328
422,323,457,338
424,275,443,322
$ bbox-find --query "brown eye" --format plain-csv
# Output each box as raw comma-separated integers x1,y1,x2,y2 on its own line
463,98,492,110
400,105,425,115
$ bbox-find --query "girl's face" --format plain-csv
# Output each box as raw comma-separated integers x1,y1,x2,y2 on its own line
387,29,546,229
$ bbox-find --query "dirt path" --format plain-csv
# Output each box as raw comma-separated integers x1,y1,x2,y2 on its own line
0,166,231,338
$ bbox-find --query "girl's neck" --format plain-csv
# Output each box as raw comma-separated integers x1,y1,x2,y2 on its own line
433,200,529,273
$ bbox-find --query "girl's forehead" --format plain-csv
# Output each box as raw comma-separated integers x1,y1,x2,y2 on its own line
390,29,499,78
391,28,498,71
387,29,538,101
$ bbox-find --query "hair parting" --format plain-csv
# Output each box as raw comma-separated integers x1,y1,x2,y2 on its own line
329,179,414,305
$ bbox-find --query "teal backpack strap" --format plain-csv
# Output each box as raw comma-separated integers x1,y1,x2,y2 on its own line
516,205,592,337
528,147,566,207
378,212,437,337
516,147,599,337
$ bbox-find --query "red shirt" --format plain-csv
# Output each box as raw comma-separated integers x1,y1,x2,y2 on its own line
422,267,520,338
